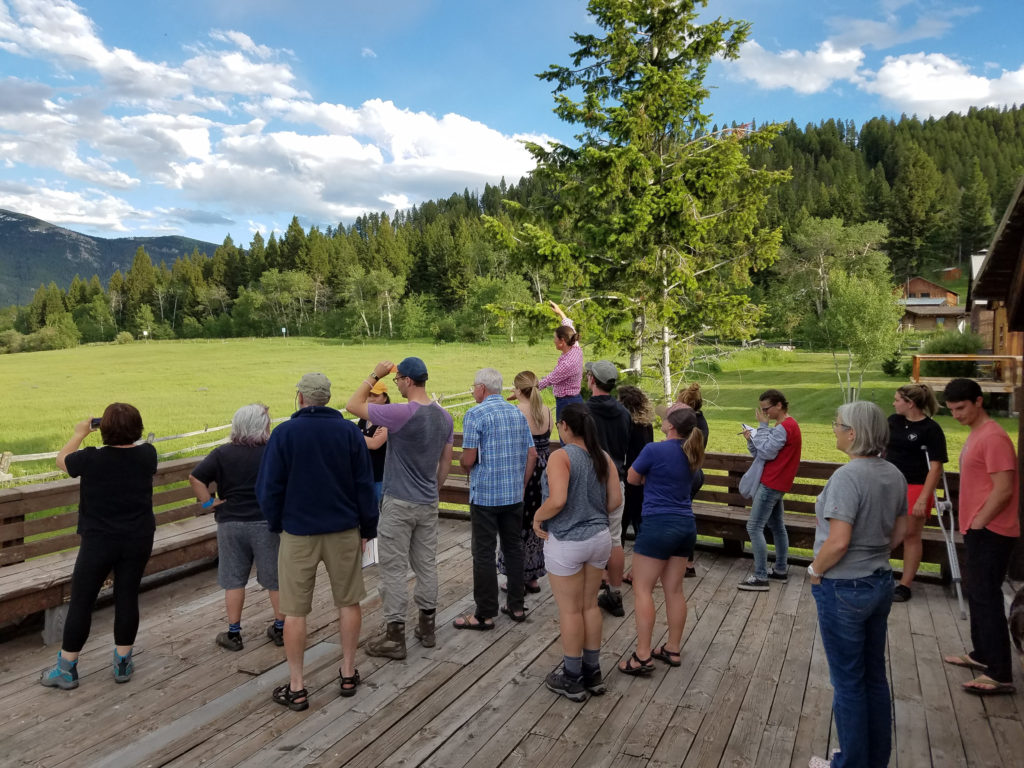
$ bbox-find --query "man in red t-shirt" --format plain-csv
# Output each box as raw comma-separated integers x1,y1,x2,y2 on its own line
739,389,802,591
941,378,1019,695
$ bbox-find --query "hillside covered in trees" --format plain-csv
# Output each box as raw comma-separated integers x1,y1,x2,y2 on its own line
2,105,1023,355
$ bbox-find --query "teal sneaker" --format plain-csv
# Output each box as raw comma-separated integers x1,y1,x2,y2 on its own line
40,653,79,690
113,650,133,683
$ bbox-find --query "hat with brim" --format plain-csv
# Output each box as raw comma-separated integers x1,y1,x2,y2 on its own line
585,360,618,388
370,379,388,395
297,372,331,401
396,356,428,382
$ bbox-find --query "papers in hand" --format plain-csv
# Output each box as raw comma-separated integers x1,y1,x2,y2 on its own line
741,423,758,438
362,538,379,568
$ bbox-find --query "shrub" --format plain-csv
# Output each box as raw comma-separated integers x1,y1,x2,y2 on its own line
0,329,25,353
114,331,134,344
919,331,983,377
881,349,902,377
432,317,457,343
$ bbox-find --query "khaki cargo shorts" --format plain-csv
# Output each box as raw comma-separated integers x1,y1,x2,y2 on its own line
278,528,365,615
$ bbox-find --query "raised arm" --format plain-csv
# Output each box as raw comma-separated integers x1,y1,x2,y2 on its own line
346,360,393,420
56,419,94,473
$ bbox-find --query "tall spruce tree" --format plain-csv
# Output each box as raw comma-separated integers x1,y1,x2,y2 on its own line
488,0,785,395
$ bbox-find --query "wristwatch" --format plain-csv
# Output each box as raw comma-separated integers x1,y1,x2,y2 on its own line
807,563,822,578
368,372,380,381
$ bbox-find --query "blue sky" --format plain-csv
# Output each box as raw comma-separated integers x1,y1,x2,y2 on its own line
1,0,1022,246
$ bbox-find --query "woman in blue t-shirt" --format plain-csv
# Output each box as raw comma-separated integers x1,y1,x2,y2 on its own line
619,407,704,675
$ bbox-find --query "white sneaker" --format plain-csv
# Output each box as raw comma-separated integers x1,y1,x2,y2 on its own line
808,756,831,768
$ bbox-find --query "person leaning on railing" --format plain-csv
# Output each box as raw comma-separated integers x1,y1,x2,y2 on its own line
40,403,158,690
806,401,908,768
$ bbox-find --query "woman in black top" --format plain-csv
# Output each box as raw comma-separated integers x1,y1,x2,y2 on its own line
358,380,390,505
618,386,654,586
40,403,157,690
886,384,947,602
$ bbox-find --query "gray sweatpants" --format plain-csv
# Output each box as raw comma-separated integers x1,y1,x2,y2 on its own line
378,494,439,624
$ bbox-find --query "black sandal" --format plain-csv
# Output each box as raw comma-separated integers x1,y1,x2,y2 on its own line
652,644,681,667
501,605,527,623
272,683,309,711
617,652,655,676
339,668,360,698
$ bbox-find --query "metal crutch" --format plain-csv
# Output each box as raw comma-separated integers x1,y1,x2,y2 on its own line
924,446,967,619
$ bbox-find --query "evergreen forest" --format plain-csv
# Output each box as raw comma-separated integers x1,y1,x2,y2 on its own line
3,105,1023,356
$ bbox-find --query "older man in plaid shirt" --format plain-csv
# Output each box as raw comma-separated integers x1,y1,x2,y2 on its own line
454,368,538,628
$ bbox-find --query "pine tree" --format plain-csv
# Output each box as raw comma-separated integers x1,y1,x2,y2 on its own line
959,158,995,256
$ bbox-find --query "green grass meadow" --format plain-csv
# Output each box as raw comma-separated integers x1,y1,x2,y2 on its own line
1,338,1007,481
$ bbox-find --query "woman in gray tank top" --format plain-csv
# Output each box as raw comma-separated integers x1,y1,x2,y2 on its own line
532,404,621,703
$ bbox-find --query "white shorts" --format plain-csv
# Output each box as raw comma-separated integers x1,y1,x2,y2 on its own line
608,481,624,546
544,529,613,576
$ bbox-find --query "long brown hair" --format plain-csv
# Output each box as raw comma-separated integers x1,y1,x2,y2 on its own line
560,403,608,485
514,370,547,428
667,408,705,471
618,385,653,425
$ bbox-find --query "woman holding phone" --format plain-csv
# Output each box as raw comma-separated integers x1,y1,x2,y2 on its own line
40,404,157,690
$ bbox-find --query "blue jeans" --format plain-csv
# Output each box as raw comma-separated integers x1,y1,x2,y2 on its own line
555,394,583,422
745,483,788,580
812,569,894,768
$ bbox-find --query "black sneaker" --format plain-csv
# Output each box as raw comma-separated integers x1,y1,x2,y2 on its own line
545,669,588,702
582,668,606,696
598,589,625,617
266,624,284,646
768,571,788,582
216,631,244,651
892,584,912,602
737,576,770,592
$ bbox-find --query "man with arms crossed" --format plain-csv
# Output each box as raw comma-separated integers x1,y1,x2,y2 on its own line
256,373,378,709
347,357,454,659
942,378,1019,695
455,368,537,628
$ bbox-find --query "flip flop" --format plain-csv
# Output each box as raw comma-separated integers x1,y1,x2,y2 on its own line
943,653,987,671
617,651,654,675
651,644,681,667
452,614,495,631
501,605,527,623
963,675,1016,696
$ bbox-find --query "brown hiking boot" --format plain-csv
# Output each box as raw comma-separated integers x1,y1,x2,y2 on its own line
366,621,406,659
414,610,436,648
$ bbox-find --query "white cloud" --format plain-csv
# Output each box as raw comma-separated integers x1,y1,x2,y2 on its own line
0,179,142,231
864,53,1024,115
729,41,864,94
210,29,276,60
826,5,979,51
361,47,377,58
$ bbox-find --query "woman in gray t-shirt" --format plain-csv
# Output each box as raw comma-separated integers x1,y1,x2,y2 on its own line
533,404,621,703
806,401,907,768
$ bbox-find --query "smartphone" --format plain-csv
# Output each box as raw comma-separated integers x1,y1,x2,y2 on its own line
90,417,102,429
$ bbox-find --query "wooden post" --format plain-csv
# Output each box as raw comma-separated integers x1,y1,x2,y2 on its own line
911,355,921,382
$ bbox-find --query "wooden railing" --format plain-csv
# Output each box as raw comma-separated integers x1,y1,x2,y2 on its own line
911,353,1022,394
1,438,964,628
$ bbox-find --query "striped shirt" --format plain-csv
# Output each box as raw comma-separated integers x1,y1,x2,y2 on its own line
462,394,535,506
538,318,583,397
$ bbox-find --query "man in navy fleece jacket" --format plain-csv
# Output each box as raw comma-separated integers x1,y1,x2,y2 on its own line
256,372,377,708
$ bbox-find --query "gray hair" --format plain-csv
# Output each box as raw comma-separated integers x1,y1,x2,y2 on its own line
835,401,888,457
474,368,503,394
230,403,271,447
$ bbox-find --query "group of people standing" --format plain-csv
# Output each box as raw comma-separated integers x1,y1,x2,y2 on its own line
37,296,1019,767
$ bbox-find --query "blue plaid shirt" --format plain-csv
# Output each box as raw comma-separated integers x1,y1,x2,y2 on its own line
462,394,535,506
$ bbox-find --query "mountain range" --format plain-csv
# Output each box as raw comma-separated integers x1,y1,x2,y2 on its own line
0,209,220,307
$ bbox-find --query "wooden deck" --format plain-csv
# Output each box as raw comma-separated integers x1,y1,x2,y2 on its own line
2,518,1022,768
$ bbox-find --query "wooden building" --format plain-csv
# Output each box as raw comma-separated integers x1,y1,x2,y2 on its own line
972,176,1024,577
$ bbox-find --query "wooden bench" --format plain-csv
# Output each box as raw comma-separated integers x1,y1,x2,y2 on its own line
441,439,964,584
0,457,218,639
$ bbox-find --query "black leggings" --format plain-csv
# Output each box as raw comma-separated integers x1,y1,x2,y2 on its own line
63,533,154,652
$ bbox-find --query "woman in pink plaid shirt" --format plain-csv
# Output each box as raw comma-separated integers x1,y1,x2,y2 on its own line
538,301,585,421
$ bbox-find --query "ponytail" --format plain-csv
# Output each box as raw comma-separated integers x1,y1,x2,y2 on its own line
515,370,547,428
667,407,704,470
896,383,938,417
683,428,705,471
560,403,609,485
554,324,579,347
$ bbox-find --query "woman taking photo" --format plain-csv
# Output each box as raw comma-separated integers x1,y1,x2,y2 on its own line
189,403,285,650
885,383,946,602
620,407,703,674
533,404,621,702
537,300,584,421
41,403,157,690
807,401,907,768
497,371,551,594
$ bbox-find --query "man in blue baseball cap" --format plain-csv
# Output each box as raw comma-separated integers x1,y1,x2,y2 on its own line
346,357,454,658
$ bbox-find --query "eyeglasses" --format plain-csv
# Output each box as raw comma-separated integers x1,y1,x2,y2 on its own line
831,420,852,430
393,375,407,384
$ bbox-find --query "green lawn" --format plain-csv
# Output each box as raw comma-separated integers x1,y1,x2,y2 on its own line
1,338,1011,480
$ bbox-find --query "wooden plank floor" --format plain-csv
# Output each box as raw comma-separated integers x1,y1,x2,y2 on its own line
1,518,1022,768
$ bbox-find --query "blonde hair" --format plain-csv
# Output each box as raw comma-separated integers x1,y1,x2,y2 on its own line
896,383,938,417
514,371,547,428
676,382,703,411
667,408,705,471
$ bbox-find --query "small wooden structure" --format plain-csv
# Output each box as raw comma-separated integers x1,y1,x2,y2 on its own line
909,353,1023,409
